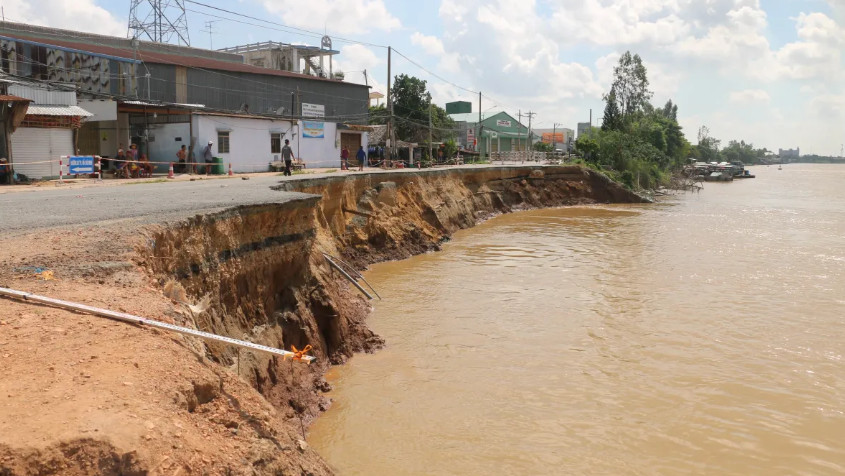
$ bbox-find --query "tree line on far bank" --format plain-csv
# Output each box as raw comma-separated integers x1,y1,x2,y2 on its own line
574,51,776,190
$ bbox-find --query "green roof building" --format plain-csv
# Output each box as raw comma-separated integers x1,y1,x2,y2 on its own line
449,111,538,157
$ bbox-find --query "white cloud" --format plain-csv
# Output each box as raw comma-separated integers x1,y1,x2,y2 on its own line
262,0,400,35
410,32,445,56
729,89,771,104
809,93,845,119
410,32,462,73
333,44,386,102
770,12,845,81
2,0,124,37
549,2,689,47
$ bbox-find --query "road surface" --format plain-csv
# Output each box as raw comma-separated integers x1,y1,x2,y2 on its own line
0,174,316,234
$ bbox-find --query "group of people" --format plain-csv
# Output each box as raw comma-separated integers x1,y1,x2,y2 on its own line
110,141,219,178
176,141,217,175
112,144,153,178
340,145,367,171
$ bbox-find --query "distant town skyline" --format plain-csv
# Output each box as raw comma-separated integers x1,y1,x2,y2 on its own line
3,0,843,155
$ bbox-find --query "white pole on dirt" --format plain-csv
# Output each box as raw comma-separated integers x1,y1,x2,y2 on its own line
0,287,315,363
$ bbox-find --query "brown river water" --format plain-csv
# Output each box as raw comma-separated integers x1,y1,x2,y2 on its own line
309,164,845,475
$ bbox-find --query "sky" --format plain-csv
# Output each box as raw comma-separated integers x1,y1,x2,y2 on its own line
4,0,844,155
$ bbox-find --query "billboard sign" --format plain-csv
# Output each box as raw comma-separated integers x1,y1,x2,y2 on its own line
496,120,511,127
542,132,565,144
302,103,325,118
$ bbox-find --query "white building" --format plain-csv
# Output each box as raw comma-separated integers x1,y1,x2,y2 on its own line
6,80,92,179
141,109,367,173
577,122,592,139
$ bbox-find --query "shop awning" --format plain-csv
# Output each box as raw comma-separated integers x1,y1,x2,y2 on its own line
25,105,92,117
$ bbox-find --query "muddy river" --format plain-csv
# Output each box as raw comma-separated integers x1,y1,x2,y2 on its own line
309,164,845,475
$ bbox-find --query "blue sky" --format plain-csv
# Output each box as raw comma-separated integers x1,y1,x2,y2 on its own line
7,0,845,155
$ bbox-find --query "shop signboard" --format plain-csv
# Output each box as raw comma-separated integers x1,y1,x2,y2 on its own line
496,120,512,127
302,103,325,118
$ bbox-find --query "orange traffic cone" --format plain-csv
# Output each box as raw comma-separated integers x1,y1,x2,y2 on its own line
167,162,174,179
228,162,234,176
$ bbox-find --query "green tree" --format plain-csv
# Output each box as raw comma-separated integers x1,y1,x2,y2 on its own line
392,74,431,143
368,104,388,125
430,104,456,142
533,141,553,152
695,125,721,162
389,74,456,144
660,100,678,121
575,136,599,162
601,87,623,131
443,138,458,158
611,51,653,124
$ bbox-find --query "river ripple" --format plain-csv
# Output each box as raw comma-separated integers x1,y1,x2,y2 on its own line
310,164,845,475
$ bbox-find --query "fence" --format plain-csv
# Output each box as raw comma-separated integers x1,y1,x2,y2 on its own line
489,151,568,164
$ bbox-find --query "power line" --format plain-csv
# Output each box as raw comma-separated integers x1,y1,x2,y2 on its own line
183,0,388,49
391,48,477,95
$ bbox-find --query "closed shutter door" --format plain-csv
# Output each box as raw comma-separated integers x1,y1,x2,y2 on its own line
49,129,74,158
11,127,54,179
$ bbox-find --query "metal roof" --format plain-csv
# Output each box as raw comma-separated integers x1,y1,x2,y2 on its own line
26,105,92,117
0,95,32,102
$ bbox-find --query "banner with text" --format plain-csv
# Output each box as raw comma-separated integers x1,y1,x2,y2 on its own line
302,103,325,118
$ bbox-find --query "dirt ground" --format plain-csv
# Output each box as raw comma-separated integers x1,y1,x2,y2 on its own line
0,225,332,475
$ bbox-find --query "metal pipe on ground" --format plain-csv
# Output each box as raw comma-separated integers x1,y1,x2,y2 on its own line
320,252,382,300
0,287,315,363
322,255,373,300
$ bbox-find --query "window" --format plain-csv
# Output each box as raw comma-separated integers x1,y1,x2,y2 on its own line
270,133,282,154
217,131,230,153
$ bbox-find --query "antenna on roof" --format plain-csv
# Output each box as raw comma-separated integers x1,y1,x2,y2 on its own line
200,20,219,50
128,0,191,46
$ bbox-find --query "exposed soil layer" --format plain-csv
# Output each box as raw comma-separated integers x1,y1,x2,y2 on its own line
0,165,644,474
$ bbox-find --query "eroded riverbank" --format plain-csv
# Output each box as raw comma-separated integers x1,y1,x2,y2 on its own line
0,165,644,474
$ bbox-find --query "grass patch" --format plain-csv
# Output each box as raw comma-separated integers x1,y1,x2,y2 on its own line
324,169,338,173
125,178,168,185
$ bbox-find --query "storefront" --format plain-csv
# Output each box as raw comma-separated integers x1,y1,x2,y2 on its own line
10,106,92,180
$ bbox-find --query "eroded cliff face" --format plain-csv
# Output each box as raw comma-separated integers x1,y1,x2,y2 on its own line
139,166,645,429
281,165,645,267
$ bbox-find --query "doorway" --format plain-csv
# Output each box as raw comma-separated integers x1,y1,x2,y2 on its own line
340,132,361,154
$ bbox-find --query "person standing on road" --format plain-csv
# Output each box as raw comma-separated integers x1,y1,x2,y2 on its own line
203,141,213,175
356,146,366,171
341,146,349,170
176,145,187,173
282,139,294,176
0,158,8,185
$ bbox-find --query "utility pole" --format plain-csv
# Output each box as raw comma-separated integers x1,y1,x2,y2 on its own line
386,46,393,166
589,108,593,138
552,123,559,151
478,91,481,162
296,86,301,158
428,102,433,164
518,110,522,155
525,111,536,163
